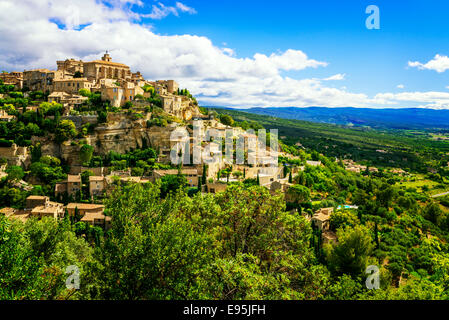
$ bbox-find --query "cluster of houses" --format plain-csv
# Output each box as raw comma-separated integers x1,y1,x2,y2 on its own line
0,195,110,229
1,52,194,117
343,159,378,174
1,53,353,241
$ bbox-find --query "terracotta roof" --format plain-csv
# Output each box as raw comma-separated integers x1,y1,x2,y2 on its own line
154,169,198,176
84,60,129,68
66,203,104,210
67,175,81,183
26,195,48,200
312,207,334,222
31,202,63,215
53,78,90,82
80,211,111,222
89,176,104,182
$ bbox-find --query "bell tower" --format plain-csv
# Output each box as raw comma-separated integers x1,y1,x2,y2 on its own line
101,51,112,62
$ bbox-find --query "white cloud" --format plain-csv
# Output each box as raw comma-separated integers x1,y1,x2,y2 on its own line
175,2,196,14
374,91,449,109
397,84,404,89
322,73,345,81
142,1,196,20
2,0,449,109
408,54,449,73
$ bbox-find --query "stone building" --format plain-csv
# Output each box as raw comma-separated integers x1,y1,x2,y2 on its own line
66,202,104,217
99,80,144,107
206,181,228,194
48,92,88,114
156,80,179,94
52,78,94,94
0,143,29,167
311,207,334,231
23,69,64,92
66,203,111,229
55,174,82,198
89,175,106,197
31,201,65,219
83,53,131,82
56,58,84,77
24,195,64,219
26,195,49,209
0,71,23,89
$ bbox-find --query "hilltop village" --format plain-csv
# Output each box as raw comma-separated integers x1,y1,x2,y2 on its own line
0,53,320,231
5,54,449,300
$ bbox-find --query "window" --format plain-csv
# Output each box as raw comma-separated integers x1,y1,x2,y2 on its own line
113,88,117,93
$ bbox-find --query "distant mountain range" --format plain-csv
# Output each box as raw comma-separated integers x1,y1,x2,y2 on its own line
206,106,449,130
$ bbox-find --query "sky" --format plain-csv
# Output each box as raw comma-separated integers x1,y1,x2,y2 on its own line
1,0,449,109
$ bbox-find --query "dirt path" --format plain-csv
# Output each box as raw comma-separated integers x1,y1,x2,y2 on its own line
432,191,449,198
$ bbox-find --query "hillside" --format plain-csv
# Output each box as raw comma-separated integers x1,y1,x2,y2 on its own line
208,107,449,172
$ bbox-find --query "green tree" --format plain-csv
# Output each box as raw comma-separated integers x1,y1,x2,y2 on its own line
79,144,94,165
6,165,24,181
287,184,311,204
219,114,234,126
326,225,375,276
55,120,77,143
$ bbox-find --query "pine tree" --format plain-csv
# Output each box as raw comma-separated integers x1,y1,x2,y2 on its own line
198,176,202,191
202,164,207,184
256,173,260,185
243,168,246,179
288,171,293,183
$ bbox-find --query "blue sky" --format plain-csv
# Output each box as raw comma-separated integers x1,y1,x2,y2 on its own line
1,0,449,108
140,0,449,96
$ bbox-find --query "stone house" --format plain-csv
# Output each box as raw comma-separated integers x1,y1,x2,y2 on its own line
311,207,334,231
52,78,94,94
31,202,65,219
66,203,110,229
55,174,82,198
56,58,84,77
0,143,29,167
89,175,106,196
48,92,88,114
23,69,64,92
26,195,49,209
206,181,228,194
0,71,23,89
66,203,104,217
25,195,64,219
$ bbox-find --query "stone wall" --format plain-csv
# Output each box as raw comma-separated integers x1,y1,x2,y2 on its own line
61,115,98,129
0,144,30,167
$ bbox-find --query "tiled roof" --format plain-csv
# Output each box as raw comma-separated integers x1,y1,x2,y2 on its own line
67,175,81,183
66,203,104,210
